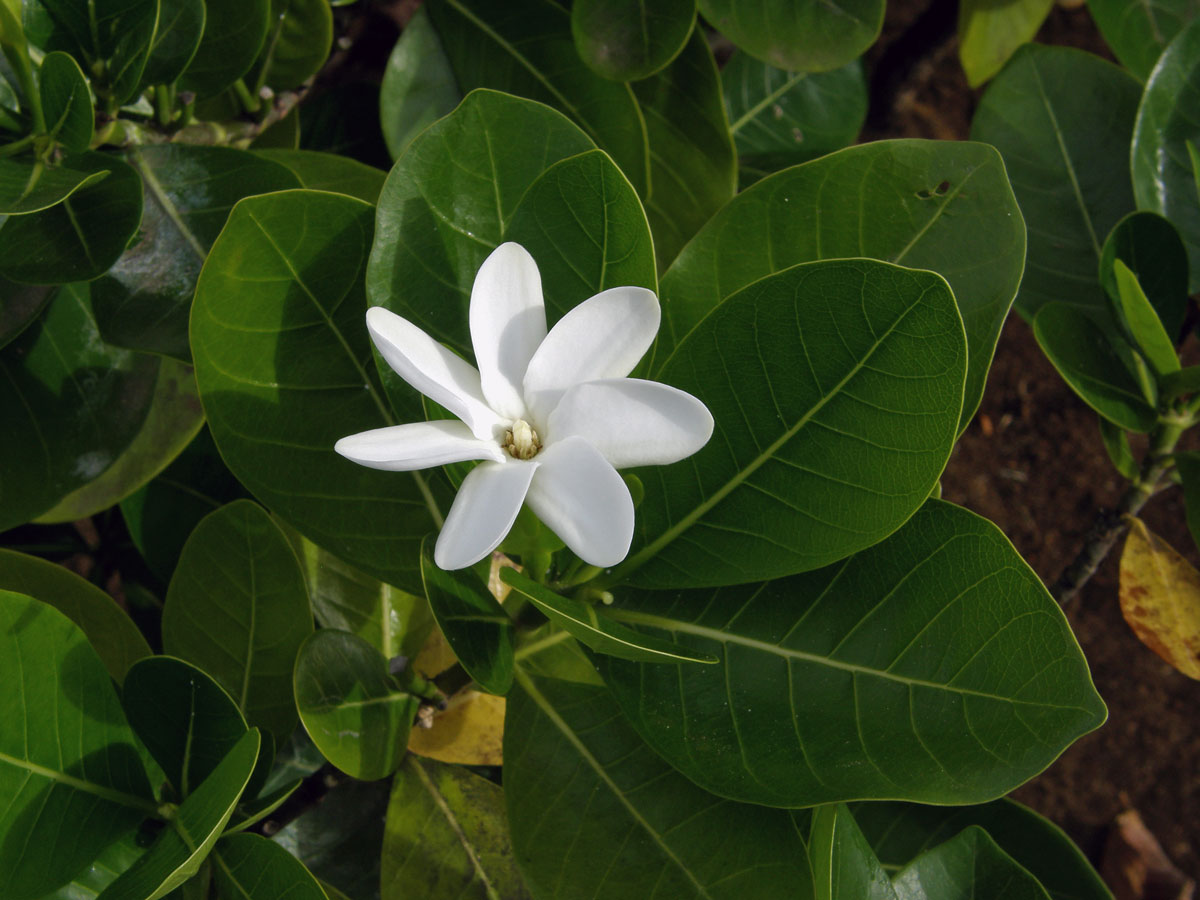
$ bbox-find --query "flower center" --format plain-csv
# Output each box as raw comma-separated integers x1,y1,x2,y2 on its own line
503,419,541,460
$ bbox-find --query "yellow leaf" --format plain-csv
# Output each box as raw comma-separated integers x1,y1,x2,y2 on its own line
412,625,458,679
407,689,505,766
1119,517,1200,679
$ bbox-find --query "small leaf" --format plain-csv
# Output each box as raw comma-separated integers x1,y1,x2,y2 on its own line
179,0,270,97
0,277,52,348
379,6,460,160
1119,517,1200,679
571,0,694,81
253,149,386,203
139,0,205,87
293,629,419,780
891,827,1051,899
1175,452,1200,549
407,687,505,766
502,568,717,664
211,833,328,900
809,805,897,900
1087,0,1200,80
1111,260,1180,376
225,778,300,833
40,51,93,152
247,0,333,91
1099,212,1189,341
957,0,1054,87
0,156,108,215
1099,418,1138,480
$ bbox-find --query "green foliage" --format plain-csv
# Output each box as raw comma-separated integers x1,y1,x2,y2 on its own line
571,0,695,81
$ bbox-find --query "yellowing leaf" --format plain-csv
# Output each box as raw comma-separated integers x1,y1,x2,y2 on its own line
412,625,458,679
407,689,505,766
1119,517,1200,679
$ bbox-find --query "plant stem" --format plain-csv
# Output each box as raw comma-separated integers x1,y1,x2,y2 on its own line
154,84,173,127
232,78,261,115
0,132,37,157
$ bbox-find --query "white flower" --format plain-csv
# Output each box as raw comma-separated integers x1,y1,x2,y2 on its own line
335,242,713,571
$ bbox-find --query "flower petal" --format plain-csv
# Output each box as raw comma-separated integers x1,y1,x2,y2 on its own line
546,378,714,469
470,243,546,421
435,460,538,569
366,307,503,440
335,420,504,471
522,286,659,425
525,437,633,568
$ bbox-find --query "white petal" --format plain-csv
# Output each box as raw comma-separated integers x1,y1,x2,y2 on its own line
522,286,660,425
435,460,538,570
525,437,633,568
470,243,546,421
335,420,504,471
546,379,714,469
366,307,503,440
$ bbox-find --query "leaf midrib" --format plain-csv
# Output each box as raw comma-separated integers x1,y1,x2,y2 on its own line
0,749,159,815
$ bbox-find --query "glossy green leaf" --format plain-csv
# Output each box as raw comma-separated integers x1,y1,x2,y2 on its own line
179,0,269,97
1099,211,1189,340
809,805,897,900
890,827,1051,899
1032,303,1158,432
514,623,604,686
253,149,385,203
98,730,261,900
426,0,650,195
211,833,327,899
40,51,93,152
0,283,158,531
122,656,248,798
92,144,299,361
0,548,150,683
380,7,459,160
0,152,143,284
382,755,529,900
0,591,156,900
851,799,1114,900
620,259,965,589
35,358,204,522
631,27,735,269
294,630,417,781
44,831,146,900
193,189,445,593
502,568,716,664
139,0,204,87
162,499,313,743
723,52,867,184
654,140,1023,431
421,538,514,695
971,44,1140,317
298,82,392,168
247,0,332,91
0,155,108,215
0,277,52,347
506,671,814,900
957,0,1054,87
1112,259,1180,374
599,500,1107,806
697,0,882,73
1087,0,1200,80
1099,417,1139,480
571,0,694,81
1133,19,1200,292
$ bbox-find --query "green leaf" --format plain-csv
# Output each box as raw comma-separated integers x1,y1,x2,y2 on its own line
0,277,52,348
1174,451,1200,550
379,6,460,160
253,149,385,204
1099,211,1189,340
1087,0,1200,80
1111,259,1180,375
513,623,604,686
293,629,418,780
851,798,1114,900
971,44,1140,317
139,0,204,87
0,155,108,215
723,52,867,184
225,778,300,833
97,730,261,900
43,831,146,900
179,0,269,97
621,259,965,589
957,0,1054,88
654,139,1023,431
1099,417,1139,480
1132,18,1200,292
250,106,301,149
91,144,300,361
571,0,695,81
421,538,515,694
631,26,735,269
0,152,143,284
298,82,391,168
192,189,444,593
35,358,204,522
1032,303,1158,432
40,51,93,152
122,656,249,798
162,499,313,744
0,591,156,900
502,568,717,664
0,547,150,683
247,0,332,91
506,671,814,900
890,827,1051,899
382,755,530,900
426,0,650,196
697,0,882,72
809,805,897,900
598,500,1107,806
211,833,327,899
0,283,158,531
